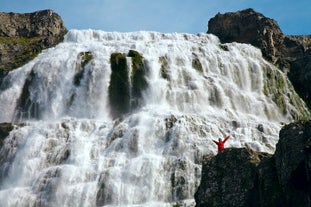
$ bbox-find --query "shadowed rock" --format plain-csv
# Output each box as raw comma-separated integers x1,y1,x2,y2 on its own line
195,120,311,207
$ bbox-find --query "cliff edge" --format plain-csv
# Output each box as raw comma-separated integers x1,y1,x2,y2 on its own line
0,9,67,76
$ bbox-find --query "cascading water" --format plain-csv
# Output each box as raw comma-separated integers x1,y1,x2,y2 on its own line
0,30,309,207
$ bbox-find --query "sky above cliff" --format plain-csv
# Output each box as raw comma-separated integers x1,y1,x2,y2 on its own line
1,0,310,35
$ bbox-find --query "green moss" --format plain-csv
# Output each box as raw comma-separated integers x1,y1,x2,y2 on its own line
16,70,41,119
159,56,170,80
263,66,311,120
0,36,43,45
80,51,93,68
0,37,44,71
73,52,93,86
263,67,287,115
192,57,203,73
127,50,148,109
108,53,130,119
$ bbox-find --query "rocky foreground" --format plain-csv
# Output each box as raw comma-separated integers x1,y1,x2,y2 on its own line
195,121,311,207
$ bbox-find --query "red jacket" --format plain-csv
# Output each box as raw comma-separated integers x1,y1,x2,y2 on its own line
213,136,230,152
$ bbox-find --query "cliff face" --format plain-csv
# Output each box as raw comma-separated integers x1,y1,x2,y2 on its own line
195,121,311,207
208,8,311,109
0,10,67,74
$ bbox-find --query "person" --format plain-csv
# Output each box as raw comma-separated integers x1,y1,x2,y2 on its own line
213,135,230,152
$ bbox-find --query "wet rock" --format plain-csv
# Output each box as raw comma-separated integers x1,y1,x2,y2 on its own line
0,122,14,147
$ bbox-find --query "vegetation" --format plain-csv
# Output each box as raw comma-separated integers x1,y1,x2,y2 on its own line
0,37,44,71
73,51,93,86
262,65,311,120
159,56,170,80
128,50,148,109
192,57,203,73
108,53,130,118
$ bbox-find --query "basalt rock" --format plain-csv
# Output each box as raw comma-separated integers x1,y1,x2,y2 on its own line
274,121,311,206
0,10,67,73
108,50,149,119
0,122,14,147
195,121,311,207
208,8,311,109
195,148,270,207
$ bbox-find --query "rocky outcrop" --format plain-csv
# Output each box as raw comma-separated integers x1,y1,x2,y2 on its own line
0,10,67,73
207,8,311,109
195,121,311,207
195,148,269,207
108,50,149,119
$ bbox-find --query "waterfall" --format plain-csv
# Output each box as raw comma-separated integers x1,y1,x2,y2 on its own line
0,30,309,207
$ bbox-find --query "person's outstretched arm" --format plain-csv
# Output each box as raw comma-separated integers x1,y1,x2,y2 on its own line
223,135,230,143
212,140,218,144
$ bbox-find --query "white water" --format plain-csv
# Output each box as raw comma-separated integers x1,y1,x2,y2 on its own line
0,30,308,207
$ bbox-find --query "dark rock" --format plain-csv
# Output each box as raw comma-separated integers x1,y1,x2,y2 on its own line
15,70,42,120
108,50,149,119
0,10,67,73
96,171,115,206
128,50,148,110
195,121,311,207
208,9,311,109
73,51,93,86
208,9,284,66
159,56,170,80
165,115,177,129
274,121,311,206
108,53,130,119
195,148,270,207
0,122,14,147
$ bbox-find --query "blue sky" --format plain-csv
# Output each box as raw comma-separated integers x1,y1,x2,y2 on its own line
1,0,310,35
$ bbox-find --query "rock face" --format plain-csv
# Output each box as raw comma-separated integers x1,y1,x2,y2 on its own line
0,10,67,73
207,8,311,109
195,121,311,207
194,148,269,207
108,50,149,119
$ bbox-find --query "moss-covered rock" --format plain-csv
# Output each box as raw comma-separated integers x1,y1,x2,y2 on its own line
108,53,130,119
0,36,43,71
108,50,149,119
128,50,148,110
262,65,311,120
192,57,203,73
159,56,170,80
0,122,14,147
73,51,93,86
15,70,41,120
